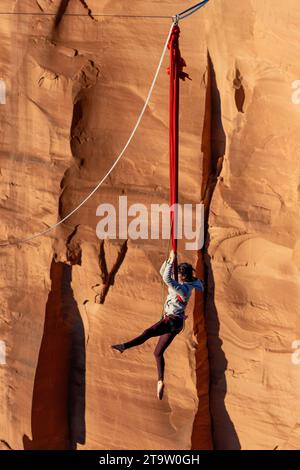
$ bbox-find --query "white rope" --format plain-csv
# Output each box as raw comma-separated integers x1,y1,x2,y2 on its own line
0,22,174,247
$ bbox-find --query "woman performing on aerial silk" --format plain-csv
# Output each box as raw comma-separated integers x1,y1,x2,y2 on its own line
112,4,209,400
111,249,204,400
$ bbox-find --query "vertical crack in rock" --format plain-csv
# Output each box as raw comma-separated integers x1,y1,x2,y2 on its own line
191,58,214,450
192,52,241,450
98,239,109,284
54,0,71,29
78,0,96,20
70,99,85,168
95,240,128,304
66,224,82,265
59,59,100,217
233,69,245,113
201,53,226,229
36,1,44,12
23,260,86,449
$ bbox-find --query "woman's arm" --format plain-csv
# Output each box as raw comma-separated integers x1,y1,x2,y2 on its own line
159,261,167,277
162,260,189,299
160,249,176,278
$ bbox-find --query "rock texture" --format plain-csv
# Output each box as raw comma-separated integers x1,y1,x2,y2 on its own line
204,0,300,450
0,0,299,451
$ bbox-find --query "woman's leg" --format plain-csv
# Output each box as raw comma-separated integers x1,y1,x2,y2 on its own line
153,332,178,381
122,318,170,350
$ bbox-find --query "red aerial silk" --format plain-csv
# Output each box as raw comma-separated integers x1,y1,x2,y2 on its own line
167,24,189,279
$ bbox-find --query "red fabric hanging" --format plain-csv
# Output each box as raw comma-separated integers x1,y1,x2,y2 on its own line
167,24,189,279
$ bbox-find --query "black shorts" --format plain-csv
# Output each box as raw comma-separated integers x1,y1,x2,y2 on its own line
162,314,184,333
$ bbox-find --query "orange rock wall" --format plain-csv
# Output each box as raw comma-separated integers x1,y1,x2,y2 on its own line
1,0,300,451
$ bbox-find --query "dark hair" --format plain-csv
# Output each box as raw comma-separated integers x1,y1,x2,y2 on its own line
178,262,196,282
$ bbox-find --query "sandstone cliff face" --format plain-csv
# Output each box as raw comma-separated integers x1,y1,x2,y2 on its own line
0,0,299,451
204,0,300,450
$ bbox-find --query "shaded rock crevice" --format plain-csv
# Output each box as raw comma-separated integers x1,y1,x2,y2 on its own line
196,51,241,450
58,59,100,218
66,224,82,265
23,260,86,450
191,57,213,451
201,52,226,228
233,68,245,114
54,0,71,29
94,240,128,304
79,0,96,20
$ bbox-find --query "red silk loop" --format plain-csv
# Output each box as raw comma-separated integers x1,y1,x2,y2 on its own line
167,26,190,81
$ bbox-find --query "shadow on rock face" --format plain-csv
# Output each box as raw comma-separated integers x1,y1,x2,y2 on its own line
23,260,86,450
192,52,241,450
53,0,71,30
205,250,241,450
